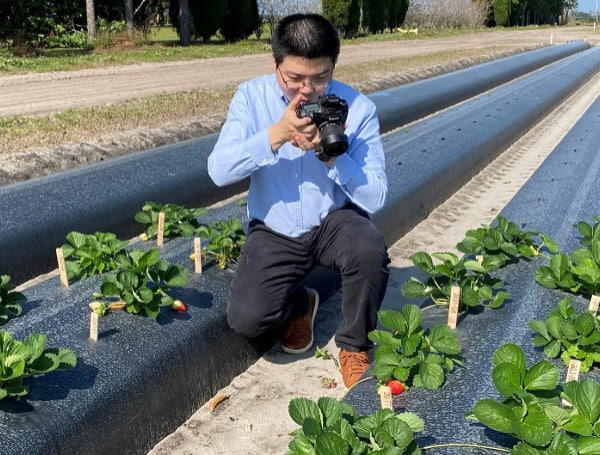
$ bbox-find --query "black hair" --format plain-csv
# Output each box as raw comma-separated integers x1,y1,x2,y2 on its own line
271,14,340,66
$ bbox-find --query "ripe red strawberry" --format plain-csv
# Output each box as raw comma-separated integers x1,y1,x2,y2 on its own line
387,380,404,395
171,299,187,313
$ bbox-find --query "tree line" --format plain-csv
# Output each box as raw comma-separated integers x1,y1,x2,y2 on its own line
0,0,576,53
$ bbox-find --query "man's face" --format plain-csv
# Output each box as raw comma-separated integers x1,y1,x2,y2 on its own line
274,55,333,103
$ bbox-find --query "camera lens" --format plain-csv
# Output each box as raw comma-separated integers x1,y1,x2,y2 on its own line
320,124,349,156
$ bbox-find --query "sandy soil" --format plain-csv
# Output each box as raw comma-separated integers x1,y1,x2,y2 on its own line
3,26,599,454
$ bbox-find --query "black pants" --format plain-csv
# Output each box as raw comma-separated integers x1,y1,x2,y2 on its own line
226,205,390,352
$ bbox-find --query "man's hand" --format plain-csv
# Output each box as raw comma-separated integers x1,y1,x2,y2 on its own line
269,94,321,152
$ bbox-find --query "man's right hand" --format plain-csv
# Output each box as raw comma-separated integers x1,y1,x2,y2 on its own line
269,94,318,152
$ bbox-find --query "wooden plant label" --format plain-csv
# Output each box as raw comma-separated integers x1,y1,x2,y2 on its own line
194,237,202,274
561,358,581,407
589,295,600,314
565,358,581,383
89,312,99,341
447,285,461,329
157,211,165,246
378,385,394,411
55,247,69,287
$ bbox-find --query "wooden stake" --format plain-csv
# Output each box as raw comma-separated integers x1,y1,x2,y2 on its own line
378,385,394,411
157,211,165,246
194,237,202,274
561,358,581,407
447,285,461,329
89,312,99,341
589,295,600,314
55,247,69,287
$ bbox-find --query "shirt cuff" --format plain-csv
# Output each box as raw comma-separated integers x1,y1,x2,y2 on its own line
248,129,277,166
327,153,357,186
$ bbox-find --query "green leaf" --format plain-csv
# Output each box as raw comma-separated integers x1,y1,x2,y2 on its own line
401,279,427,298
402,305,423,336
511,405,553,447
562,414,593,436
576,436,600,454
428,324,461,355
492,362,523,397
318,397,341,428
523,360,560,391
315,429,348,455
289,398,321,426
378,309,408,334
409,252,434,273
574,312,597,337
576,378,600,424
467,399,514,434
493,343,526,374
396,412,425,433
419,360,445,390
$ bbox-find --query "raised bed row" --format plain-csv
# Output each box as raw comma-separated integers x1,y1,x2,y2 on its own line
1,44,599,454
0,40,590,286
345,80,600,453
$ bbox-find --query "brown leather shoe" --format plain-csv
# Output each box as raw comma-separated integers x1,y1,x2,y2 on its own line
339,349,370,389
281,288,319,354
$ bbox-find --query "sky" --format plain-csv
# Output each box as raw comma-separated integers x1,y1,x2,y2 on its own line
575,0,598,14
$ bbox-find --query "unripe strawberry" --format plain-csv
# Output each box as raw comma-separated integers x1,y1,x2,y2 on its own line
171,299,186,313
89,301,107,316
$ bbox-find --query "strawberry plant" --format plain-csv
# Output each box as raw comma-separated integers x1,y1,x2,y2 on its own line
466,343,600,454
93,248,189,319
286,396,424,455
135,201,207,240
401,251,510,311
574,215,600,247
0,275,25,323
529,296,600,372
61,231,130,281
0,331,77,400
368,304,464,390
457,215,558,265
536,216,600,299
196,218,246,269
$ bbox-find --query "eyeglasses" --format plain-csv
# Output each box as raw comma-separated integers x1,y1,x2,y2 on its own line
277,66,332,90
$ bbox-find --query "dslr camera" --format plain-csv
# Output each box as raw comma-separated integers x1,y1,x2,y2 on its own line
296,94,349,162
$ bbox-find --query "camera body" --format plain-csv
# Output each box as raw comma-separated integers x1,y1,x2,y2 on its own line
296,94,349,162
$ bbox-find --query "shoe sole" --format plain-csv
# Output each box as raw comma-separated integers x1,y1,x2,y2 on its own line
281,288,319,355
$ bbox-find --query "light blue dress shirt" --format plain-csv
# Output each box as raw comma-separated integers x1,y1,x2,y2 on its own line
208,74,387,238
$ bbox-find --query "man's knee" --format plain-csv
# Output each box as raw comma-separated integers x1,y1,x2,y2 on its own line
226,301,265,338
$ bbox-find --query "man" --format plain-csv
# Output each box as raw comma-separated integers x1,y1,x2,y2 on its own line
208,13,389,389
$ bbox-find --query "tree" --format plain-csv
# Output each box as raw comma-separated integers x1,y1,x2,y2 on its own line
221,0,260,42
322,0,352,32
86,0,97,39
364,0,386,32
189,0,227,43
179,0,190,44
125,0,134,37
347,0,361,36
